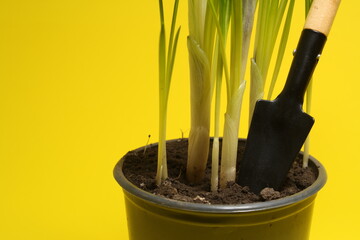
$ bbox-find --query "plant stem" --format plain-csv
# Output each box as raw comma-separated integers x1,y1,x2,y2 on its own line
156,103,168,185
208,0,231,192
156,0,180,185
187,0,217,184
211,35,221,192
303,0,313,168
303,77,312,168
220,0,256,188
156,0,167,185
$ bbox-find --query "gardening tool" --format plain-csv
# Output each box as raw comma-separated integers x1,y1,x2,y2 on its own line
238,0,341,194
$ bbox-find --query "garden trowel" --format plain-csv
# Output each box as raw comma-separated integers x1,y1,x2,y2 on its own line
238,0,341,194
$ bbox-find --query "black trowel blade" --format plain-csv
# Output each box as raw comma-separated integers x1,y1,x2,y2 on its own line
238,99,314,194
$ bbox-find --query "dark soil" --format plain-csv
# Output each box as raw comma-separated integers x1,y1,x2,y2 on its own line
121,139,317,204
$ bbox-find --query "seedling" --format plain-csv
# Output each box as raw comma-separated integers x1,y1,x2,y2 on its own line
155,0,331,191
156,0,181,185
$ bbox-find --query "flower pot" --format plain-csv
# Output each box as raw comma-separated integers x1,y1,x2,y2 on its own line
114,139,326,240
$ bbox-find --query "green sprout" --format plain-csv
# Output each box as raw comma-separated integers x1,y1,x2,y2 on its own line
156,0,181,185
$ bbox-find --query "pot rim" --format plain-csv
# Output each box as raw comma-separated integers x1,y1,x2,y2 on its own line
113,139,327,214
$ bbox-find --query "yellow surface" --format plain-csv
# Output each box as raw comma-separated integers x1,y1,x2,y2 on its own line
0,1,358,239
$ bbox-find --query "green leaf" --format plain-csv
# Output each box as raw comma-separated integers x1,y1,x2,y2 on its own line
303,0,314,168
267,0,295,99
156,0,180,185
166,26,181,100
250,0,295,122
249,59,264,121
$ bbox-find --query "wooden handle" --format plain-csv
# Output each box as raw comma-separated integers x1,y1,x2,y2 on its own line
304,0,341,36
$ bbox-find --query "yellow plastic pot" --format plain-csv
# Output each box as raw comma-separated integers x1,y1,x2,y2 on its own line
114,140,326,240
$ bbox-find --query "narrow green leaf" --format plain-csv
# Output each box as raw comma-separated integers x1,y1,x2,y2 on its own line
156,0,167,185
204,0,217,64
208,0,232,192
263,0,288,81
305,0,313,16
229,0,243,96
166,26,181,100
256,0,270,72
158,0,165,24
208,0,231,99
156,0,180,185
249,59,264,121
267,0,294,99
167,0,180,71
250,0,295,122
158,9,166,102
303,0,313,168
240,0,257,85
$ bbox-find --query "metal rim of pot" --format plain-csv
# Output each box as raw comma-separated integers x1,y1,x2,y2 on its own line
113,139,327,214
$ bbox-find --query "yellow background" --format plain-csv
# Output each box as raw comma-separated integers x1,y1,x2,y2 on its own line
0,0,358,239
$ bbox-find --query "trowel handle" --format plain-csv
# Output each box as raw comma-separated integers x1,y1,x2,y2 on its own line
278,0,341,105
304,0,341,37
